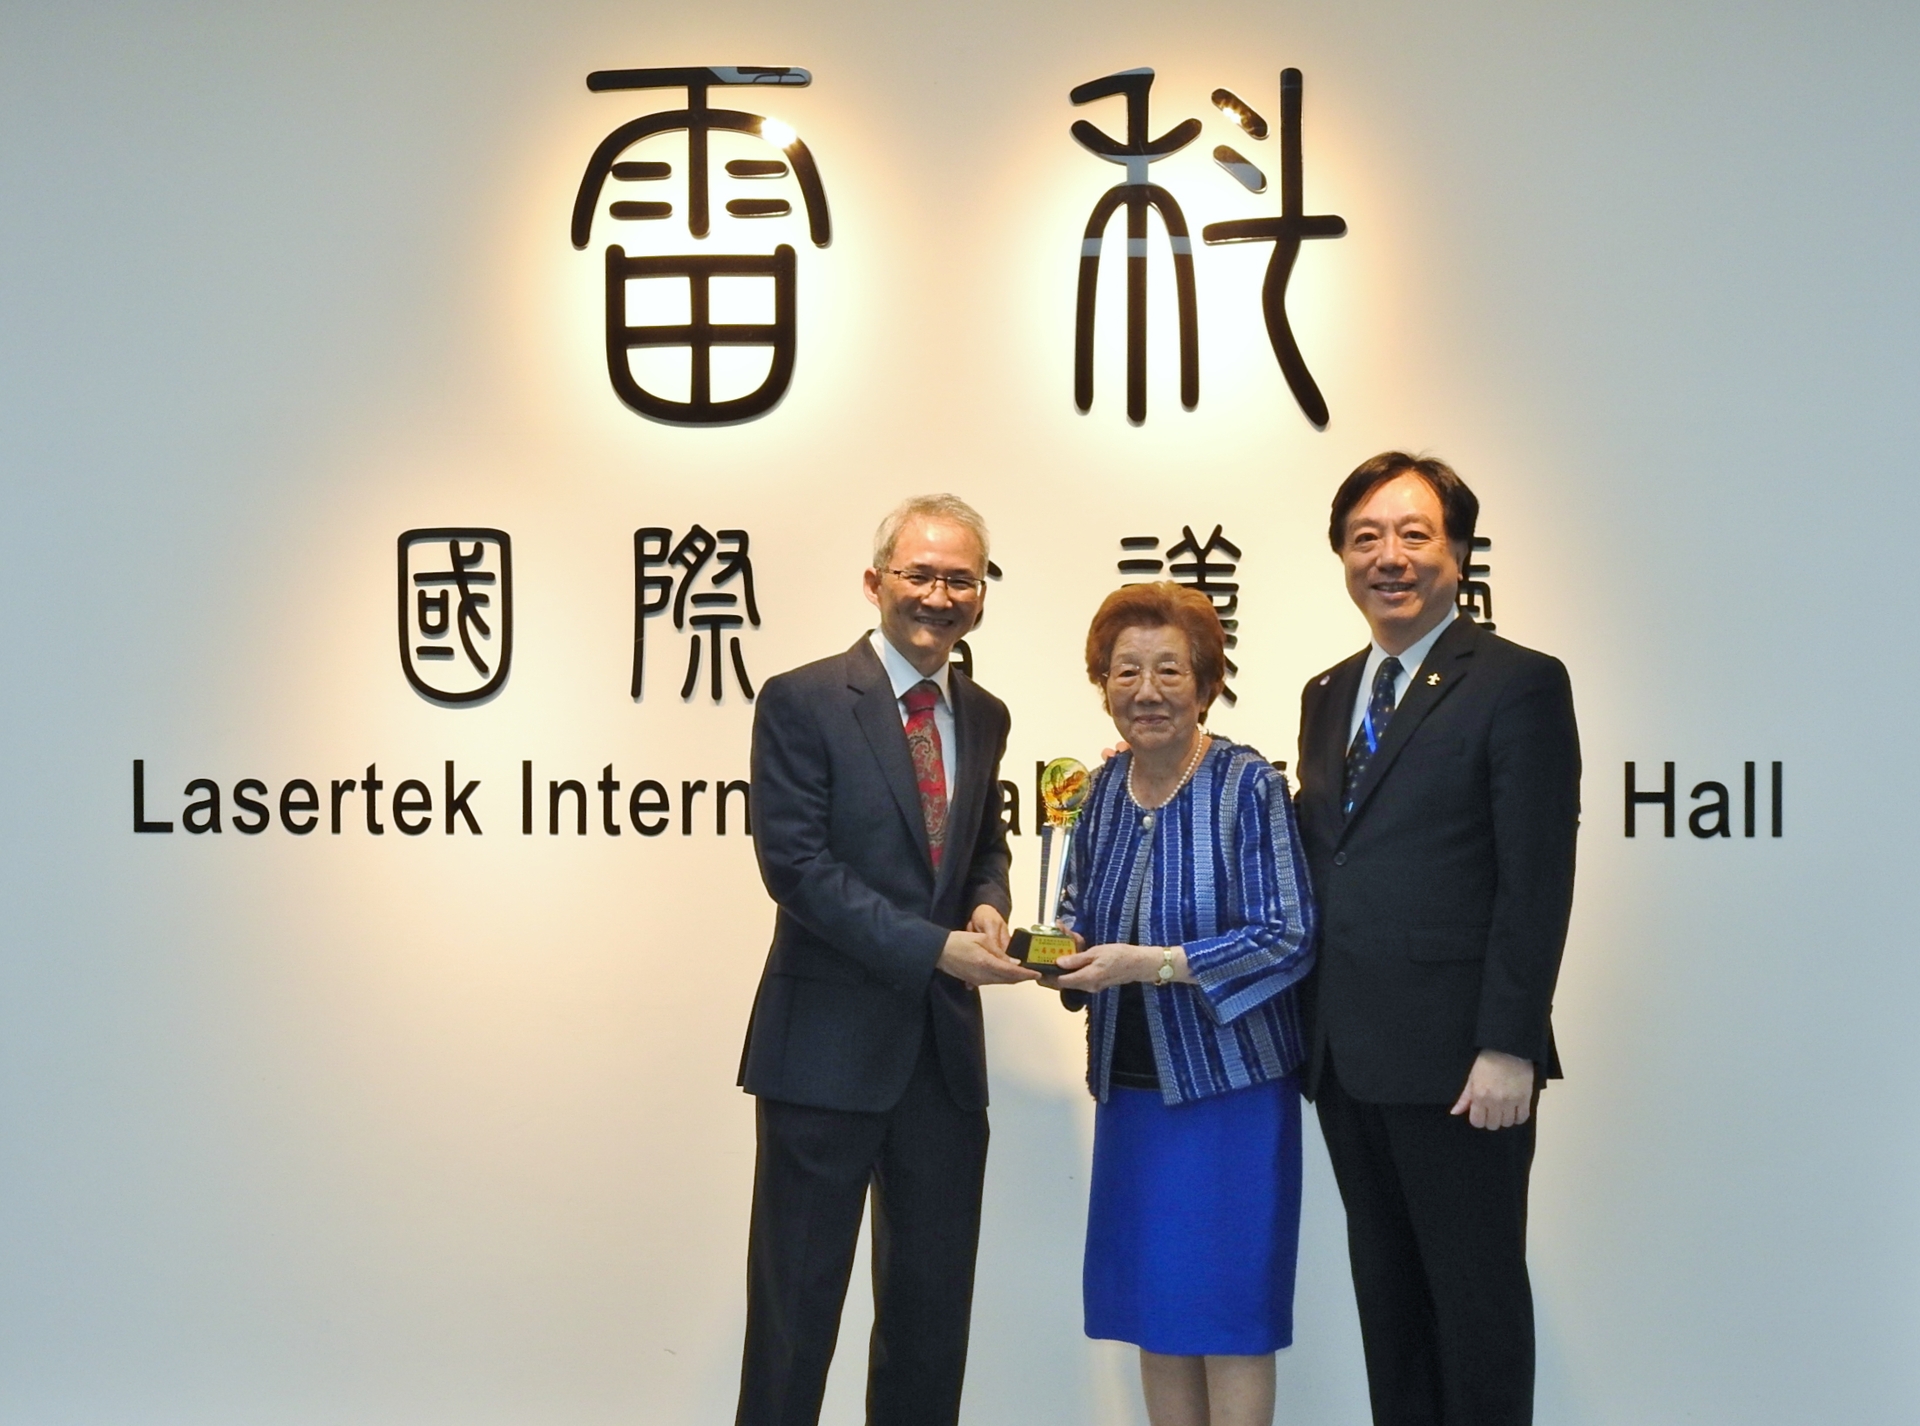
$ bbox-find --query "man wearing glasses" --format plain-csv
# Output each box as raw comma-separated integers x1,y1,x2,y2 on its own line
735,494,1035,1426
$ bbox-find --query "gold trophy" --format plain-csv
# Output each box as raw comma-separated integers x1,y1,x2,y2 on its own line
1008,757,1092,975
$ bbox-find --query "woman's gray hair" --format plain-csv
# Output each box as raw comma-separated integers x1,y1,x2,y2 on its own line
870,494,991,570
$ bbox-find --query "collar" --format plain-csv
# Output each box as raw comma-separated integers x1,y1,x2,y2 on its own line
869,628,953,705
1371,604,1457,676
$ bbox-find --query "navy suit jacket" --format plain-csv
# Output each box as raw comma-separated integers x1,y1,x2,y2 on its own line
738,635,1014,1114
1296,617,1581,1104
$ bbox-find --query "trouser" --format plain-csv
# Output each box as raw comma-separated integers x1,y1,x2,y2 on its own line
1315,1059,1537,1426
735,1028,989,1426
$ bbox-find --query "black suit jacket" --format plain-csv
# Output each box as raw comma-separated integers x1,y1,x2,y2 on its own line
738,635,1014,1114
1296,617,1580,1104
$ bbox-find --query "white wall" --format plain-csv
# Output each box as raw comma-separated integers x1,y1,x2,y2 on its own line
1,1,1914,1421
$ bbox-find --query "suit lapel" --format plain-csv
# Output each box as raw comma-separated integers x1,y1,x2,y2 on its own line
848,637,935,869
1306,650,1367,821
936,670,991,898
1339,617,1480,838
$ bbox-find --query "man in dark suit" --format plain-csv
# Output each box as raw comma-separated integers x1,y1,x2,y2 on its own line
1295,453,1580,1426
734,494,1037,1426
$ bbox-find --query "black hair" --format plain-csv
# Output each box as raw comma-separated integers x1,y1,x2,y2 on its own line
1328,451,1479,561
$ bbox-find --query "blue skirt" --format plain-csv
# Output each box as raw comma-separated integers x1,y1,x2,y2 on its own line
1083,1076,1303,1356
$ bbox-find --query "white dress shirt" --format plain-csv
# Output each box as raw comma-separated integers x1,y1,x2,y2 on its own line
1348,606,1459,744
870,629,957,803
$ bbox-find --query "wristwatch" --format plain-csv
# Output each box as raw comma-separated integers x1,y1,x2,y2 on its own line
1156,947,1177,985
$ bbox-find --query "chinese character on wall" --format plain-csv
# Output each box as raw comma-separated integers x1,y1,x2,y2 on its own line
1071,67,1344,427
571,66,830,425
632,525,760,701
1118,524,1241,704
1070,69,1203,424
399,528,512,704
1457,535,1494,631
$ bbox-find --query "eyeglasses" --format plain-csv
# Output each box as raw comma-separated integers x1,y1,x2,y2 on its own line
883,567,985,599
1106,663,1195,690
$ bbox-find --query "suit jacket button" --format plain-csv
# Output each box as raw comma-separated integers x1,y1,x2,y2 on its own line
1333,852,1347,866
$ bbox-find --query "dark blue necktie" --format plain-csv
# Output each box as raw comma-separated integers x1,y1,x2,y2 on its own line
1343,656,1402,814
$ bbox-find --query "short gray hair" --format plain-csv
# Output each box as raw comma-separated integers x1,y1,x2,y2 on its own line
871,494,991,570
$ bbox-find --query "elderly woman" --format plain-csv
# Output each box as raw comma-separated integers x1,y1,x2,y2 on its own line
1052,582,1316,1426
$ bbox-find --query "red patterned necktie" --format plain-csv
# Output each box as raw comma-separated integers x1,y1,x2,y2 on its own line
902,680,948,868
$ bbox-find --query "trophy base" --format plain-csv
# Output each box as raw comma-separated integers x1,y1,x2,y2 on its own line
1008,926,1076,973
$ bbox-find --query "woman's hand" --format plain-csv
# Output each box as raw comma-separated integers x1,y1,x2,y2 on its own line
1040,930,1087,996
1054,943,1188,992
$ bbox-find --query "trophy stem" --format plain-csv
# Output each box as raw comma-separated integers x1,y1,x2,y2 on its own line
1053,823,1077,923
1034,824,1055,926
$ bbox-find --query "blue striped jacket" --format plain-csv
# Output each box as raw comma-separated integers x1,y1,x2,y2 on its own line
1056,739,1317,1105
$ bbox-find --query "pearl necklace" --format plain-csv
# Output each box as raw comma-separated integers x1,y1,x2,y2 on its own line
1128,733,1210,829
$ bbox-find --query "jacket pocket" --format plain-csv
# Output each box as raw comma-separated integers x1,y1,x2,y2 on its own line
1405,927,1489,962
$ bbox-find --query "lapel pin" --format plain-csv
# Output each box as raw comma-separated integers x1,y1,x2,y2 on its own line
1426,673,1442,685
